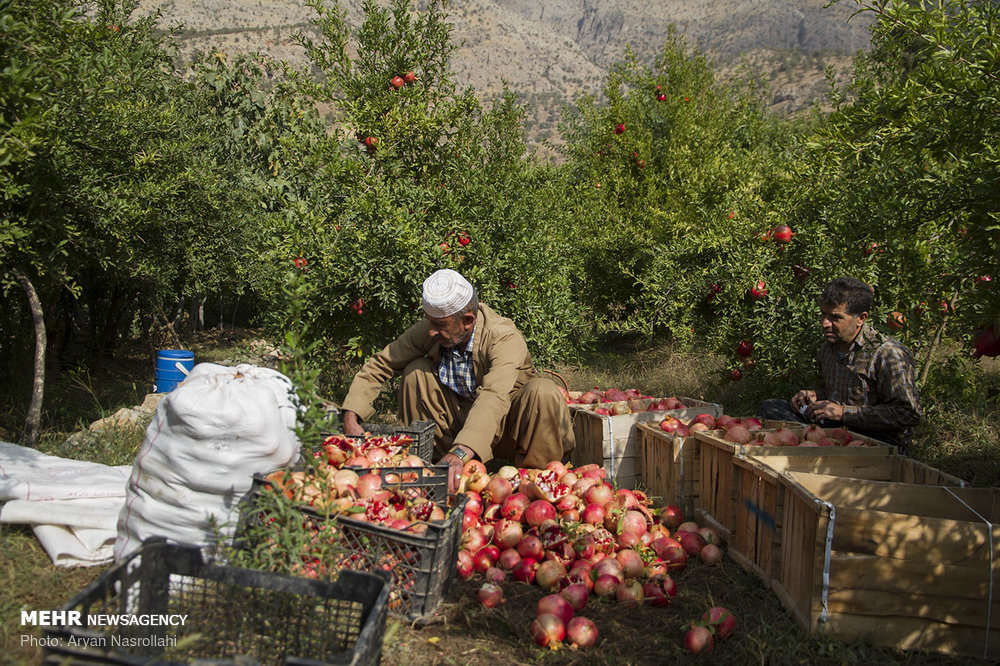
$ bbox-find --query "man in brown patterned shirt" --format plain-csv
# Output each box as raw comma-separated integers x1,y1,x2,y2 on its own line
757,277,921,447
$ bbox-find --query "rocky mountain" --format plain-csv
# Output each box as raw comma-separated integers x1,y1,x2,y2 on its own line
136,0,875,152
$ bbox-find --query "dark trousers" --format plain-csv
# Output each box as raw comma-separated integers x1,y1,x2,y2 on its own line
755,398,904,449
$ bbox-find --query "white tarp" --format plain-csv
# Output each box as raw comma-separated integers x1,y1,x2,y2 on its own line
0,442,131,566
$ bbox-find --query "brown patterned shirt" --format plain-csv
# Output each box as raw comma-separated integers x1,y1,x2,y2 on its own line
815,324,921,444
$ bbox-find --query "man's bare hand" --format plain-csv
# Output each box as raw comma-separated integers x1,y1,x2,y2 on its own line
441,453,465,494
790,390,817,411
805,400,844,422
341,410,364,437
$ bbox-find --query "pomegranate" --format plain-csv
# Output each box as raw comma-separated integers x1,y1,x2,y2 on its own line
535,560,567,592
478,582,504,608
565,616,598,648
530,614,565,649
770,224,794,243
463,491,483,516
658,505,684,530
493,519,523,549
501,492,531,521
461,527,486,554
698,527,722,546
537,594,574,623
616,548,645,579
511,557,537,584
677,531,706,556
473,546,497,573
702,606,736,638
774,427,800,447
828,427,852,444
483,476,513,506
497,547,521,571
692,413,717,429
736,340,754,358
803,424,827,442
660,575,679,598
456,549,474,579
593,574,619,598
749,280,768,299
592,557,624,584
603,388,628,402
643,579,670,607
684,625,714,653
517,535,545,561
560,583,589,612
585,484,614,508
700,543,723,565
659,416,683,434
755,431,780,447
355,473,382,498
573,476,599,497
577,390,601,405
724,424,752,444
615,579,644,607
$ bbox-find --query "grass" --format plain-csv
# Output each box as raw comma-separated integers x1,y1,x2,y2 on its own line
0,328,997,663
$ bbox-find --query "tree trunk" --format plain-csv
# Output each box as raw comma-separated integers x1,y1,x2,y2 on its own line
12,266,46,448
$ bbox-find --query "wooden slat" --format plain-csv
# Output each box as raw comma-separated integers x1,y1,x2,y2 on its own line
635,423,699,515
825,587,1000,627
830,507,997,565
827,552,998,598
731,459,782,580
789,473,994,521
750,454,896,480
821,613,1000,660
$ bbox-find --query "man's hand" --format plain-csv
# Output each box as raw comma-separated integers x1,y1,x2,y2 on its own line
341,410,364,437
790,390,817,411
441,452,465,494
805,400,844,422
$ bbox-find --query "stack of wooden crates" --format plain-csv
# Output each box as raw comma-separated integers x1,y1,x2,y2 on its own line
635,419,999,660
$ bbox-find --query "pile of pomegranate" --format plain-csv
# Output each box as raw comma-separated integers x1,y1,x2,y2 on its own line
658,413,877,447
561,386,690,414
320,432,423,467
455,459,728,650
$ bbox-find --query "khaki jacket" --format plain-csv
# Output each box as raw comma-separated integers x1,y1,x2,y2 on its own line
341,304,540,459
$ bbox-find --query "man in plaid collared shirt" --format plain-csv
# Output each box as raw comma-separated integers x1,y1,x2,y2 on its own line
757,277,921,447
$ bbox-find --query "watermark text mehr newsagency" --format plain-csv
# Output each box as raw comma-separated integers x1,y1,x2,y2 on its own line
22,610,188,626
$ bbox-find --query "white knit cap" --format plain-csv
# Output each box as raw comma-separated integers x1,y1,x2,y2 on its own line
422,269,474,318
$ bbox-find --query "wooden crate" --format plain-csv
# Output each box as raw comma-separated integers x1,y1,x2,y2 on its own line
772,470,997,659
635,421,708,517
570,397,721,490
692,429,895,538
729,452,967,586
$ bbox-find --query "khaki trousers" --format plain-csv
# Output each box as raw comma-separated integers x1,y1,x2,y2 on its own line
398,357,575,468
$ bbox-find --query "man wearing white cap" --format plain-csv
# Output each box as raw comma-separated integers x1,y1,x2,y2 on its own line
340,269,575,491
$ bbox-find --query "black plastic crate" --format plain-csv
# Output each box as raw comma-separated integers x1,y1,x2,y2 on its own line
238,465,466,623
43,539,389,666
320,420,436,465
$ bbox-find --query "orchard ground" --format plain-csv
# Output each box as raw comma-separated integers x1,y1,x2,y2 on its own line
1,327,997,664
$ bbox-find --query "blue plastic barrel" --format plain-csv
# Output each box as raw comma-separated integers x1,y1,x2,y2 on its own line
155,349,195,393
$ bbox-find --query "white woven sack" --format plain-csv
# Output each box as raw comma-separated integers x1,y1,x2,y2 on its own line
114,363,301,561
